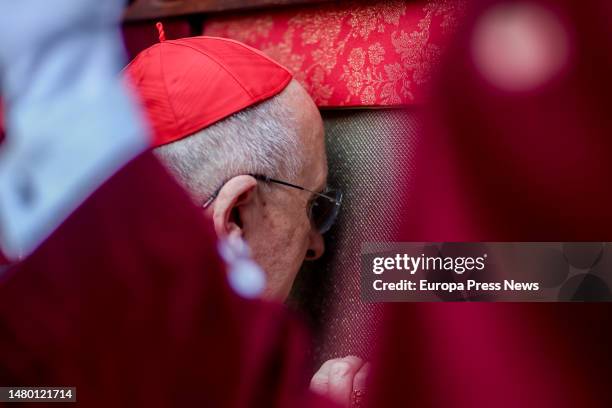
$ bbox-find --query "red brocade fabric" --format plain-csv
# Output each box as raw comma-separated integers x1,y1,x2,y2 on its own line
0,154,334,408
203,0,465,107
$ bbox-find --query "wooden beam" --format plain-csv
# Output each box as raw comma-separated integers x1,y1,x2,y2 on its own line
124,0,335,22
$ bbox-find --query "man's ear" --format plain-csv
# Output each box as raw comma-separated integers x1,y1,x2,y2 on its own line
209,175,258,238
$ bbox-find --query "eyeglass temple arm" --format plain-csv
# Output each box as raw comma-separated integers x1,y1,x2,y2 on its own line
203,175,298,209
250,174,340,204
202,175,280,209
250,174,305,190
203,174,340,209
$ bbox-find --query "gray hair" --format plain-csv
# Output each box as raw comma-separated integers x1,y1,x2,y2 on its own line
153,82,303,205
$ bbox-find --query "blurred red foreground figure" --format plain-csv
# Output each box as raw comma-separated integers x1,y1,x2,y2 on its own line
0,153,334,408
369,1,612,407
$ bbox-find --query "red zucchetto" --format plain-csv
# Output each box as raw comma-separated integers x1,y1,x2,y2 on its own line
124,24,293,148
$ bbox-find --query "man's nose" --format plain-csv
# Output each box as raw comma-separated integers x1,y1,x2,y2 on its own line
305,228,325,260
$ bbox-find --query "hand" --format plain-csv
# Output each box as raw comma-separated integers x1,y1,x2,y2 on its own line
309,355,370,407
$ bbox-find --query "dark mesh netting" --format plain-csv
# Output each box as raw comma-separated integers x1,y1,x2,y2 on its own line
288,108,420,368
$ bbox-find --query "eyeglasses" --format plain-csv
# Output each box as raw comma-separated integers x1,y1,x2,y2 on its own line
202,174,342,234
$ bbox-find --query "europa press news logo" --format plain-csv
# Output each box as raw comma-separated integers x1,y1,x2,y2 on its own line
370,243,491,301
367,242,612,302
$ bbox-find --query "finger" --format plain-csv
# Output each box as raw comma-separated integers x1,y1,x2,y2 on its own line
310,371,330,395
341,355,365,372
310,356,365,402
328,358,363,406
310,358,342,395
353,362,371,392
316,357,343,377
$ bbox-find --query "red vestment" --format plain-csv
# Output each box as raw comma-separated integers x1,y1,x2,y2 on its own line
0,153,334,408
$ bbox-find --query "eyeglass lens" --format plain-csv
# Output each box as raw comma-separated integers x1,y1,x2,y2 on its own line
311,189,342,234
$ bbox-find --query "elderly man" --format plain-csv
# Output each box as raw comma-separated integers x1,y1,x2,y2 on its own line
125,31,367,407
125,32,339,302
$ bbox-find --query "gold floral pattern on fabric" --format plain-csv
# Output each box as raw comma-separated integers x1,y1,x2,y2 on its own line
204,0,465,107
